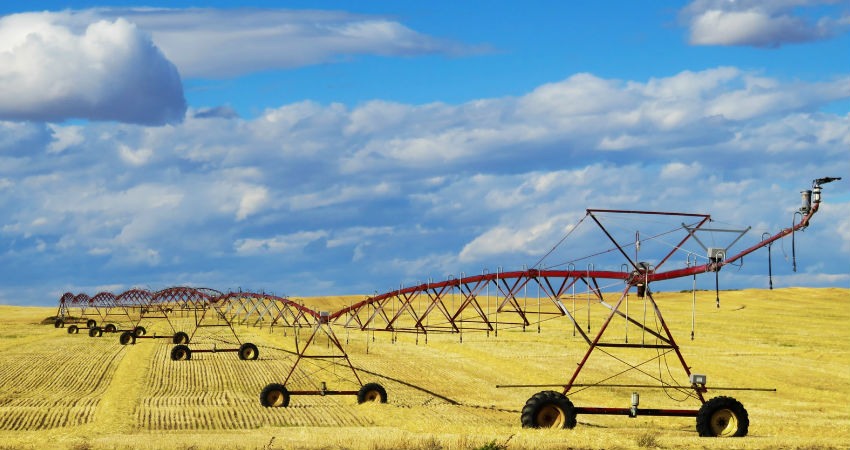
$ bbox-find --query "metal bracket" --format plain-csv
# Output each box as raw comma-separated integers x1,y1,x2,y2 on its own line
682,223,751,262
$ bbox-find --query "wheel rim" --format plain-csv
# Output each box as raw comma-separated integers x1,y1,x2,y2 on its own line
710,408,738,436
266,390,286,407
242,348,256,359
536,404,566,428
175,349,188,360
364,390,381,402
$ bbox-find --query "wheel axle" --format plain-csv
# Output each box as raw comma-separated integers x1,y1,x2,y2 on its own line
521,390,749,437
259,382,387,407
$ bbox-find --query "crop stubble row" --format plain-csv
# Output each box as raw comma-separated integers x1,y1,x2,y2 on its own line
135,344,372,429
0,334,124,430
1,322,516,432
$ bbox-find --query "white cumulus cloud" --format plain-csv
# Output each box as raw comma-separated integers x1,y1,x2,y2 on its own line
0,12,185,125
236,186,269,221
682,0,850,47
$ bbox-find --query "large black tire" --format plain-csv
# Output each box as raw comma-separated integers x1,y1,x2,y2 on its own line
238,343,259,360
133,326,147,337
86,319,97,328
119,331,136,345
68,325,79,334
521,390,577,429
54,319,64,328
260,383,290,407
88,327,103,337
357,382,388,404
171,345,192,361
172,331,190,344
104,323,117,333
696,396,749,437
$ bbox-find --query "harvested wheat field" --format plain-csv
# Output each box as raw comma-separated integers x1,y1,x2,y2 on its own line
0,287,848,450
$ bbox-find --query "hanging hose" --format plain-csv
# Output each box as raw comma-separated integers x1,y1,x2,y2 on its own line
537,283,541,334
586,264,593,333
762,232,774,290
690,255,696,340
641,270,647,346
522,266,528,332
569,263,576,337
707,249,721,309
458,273,464,343
715,269,720,309
792,212,803,272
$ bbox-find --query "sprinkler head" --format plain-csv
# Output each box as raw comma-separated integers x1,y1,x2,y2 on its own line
813,176,841,186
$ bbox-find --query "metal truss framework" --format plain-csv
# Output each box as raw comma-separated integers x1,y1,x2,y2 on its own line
54,177,837,429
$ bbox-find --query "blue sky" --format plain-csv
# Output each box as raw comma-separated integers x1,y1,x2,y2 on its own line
0,1,848,306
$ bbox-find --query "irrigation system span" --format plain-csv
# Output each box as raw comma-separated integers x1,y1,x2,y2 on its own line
54,177,841,437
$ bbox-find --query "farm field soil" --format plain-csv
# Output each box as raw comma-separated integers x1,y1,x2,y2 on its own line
0,287,848,449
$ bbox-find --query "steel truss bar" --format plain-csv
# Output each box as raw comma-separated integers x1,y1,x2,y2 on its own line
330,269,628,334
587,209,712,274
595,296,669,344
562,285,702,399
282,317,363,388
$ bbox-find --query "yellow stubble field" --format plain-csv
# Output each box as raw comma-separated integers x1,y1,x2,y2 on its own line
0,287,847,449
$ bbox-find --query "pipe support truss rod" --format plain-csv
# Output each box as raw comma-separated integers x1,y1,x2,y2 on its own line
330,270,628,334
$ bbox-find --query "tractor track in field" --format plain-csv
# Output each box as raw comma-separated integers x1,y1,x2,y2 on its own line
91,339,157,433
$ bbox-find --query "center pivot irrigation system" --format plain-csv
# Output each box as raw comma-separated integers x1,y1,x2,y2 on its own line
53,177,840,437
306,177,838,437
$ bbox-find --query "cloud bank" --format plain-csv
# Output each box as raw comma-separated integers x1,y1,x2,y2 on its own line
3,5,847,306
1,67,848,305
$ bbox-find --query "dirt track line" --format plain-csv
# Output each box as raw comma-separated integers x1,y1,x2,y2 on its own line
351,366,461,405
91,339,157,433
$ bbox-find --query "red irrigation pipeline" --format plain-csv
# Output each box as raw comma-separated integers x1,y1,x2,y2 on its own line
648,199,819,283
211,291,322,322
58,178,840,331
329,269,628,321
58,208,823,329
